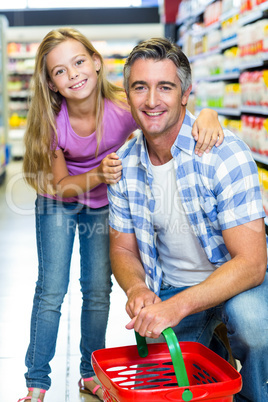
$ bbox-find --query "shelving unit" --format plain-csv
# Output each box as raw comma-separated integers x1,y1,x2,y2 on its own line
0,16,8,185
175,0,268,223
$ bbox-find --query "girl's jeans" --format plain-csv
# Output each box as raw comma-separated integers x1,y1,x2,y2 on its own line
25,196,112,390
160,274,268,402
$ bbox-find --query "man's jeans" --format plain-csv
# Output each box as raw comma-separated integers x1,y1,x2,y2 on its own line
160,274,268,402
25,196,112,390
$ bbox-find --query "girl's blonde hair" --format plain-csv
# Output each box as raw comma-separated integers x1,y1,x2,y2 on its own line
23,27,127,194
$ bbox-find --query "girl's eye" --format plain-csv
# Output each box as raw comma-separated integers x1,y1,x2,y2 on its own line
76,59,84,66
55,69,64,76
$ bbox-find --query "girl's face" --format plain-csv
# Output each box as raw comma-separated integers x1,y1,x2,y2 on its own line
46,38,101,102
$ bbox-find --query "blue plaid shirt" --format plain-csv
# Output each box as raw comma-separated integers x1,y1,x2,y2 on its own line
108,110,265,296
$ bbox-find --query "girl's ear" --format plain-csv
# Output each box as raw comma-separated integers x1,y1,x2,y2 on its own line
92,54,101,72
48,81,58,92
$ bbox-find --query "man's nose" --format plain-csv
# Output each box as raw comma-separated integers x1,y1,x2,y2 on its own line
145,88,160,108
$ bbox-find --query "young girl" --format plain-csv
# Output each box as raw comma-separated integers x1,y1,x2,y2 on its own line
18,28,223,402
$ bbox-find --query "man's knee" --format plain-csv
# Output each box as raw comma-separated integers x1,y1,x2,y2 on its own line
223,289,268,348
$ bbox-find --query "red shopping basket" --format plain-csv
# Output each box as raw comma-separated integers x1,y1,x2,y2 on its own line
92,328,242,402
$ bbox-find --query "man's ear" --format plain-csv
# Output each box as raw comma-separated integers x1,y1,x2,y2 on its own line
48,81,58,92
182,84,192,106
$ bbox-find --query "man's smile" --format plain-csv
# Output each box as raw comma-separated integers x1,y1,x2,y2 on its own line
144,111,165,116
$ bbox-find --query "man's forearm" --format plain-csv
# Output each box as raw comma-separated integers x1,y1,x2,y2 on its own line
110,246,147,295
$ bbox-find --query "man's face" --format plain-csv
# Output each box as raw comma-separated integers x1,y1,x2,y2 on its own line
127,58,191,140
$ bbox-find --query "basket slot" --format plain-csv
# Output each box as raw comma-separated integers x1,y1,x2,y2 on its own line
133,374,159,379
118,369,143,375
146,367,171,372
118,380,144,386
110,377,128,382
130,363,158,368
147,378,173,383
106,366,127,372
163,371,175,376
131,384,160,390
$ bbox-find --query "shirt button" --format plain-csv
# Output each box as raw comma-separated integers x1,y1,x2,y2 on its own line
148,269,152,274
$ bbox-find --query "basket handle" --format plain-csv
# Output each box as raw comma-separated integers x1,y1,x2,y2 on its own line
135,328,193,402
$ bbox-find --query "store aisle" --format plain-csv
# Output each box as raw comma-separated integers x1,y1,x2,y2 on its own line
0,161,136,402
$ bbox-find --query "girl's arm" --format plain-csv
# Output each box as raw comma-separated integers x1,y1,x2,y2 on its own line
50,149,122,198
192,109,224,156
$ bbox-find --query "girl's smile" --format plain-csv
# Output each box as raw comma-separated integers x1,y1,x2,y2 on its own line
70,79,87,90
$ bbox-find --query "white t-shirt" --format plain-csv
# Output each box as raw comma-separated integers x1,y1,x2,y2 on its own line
151,158,215,287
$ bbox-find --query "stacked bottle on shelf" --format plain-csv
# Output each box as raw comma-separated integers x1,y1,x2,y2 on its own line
240,70,268,106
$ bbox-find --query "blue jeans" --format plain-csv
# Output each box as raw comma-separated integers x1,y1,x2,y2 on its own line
160,274,268,402
25,196,112,390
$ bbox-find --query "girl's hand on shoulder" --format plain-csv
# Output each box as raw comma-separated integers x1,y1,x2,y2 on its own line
192,108,224,156
98,152,122,184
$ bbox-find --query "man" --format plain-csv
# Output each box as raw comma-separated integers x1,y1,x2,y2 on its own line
108,38,268,401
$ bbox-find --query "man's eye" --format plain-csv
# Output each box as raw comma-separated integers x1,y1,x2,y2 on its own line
135,86,146,91
161,86,171,91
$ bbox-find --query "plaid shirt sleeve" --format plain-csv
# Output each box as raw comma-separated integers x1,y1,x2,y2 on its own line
213,137,265,230
108,180,135,233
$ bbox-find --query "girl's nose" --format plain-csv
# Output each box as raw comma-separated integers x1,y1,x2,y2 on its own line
69,69,79,80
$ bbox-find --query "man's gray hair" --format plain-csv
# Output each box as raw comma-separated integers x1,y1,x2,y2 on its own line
123,38,192,96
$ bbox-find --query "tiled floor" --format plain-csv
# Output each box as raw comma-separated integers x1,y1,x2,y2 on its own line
0,161,136,402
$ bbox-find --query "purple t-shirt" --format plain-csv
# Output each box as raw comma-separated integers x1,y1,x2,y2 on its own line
44,98,137,208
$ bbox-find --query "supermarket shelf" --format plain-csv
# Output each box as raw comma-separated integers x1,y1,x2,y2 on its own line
197,105,268,116
9,70,34,75
8,52,36,59
189,53,266,68
239,59,264,71
241,106,268,115
188,48,221,63
191,21,221,37
196,106,241,116
220,37,238,50
195,71,240,82
220,8,240,22
9,128,25,140
251,151,268,165
238,9,263,26
9,90,30,98
8,128,25,159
